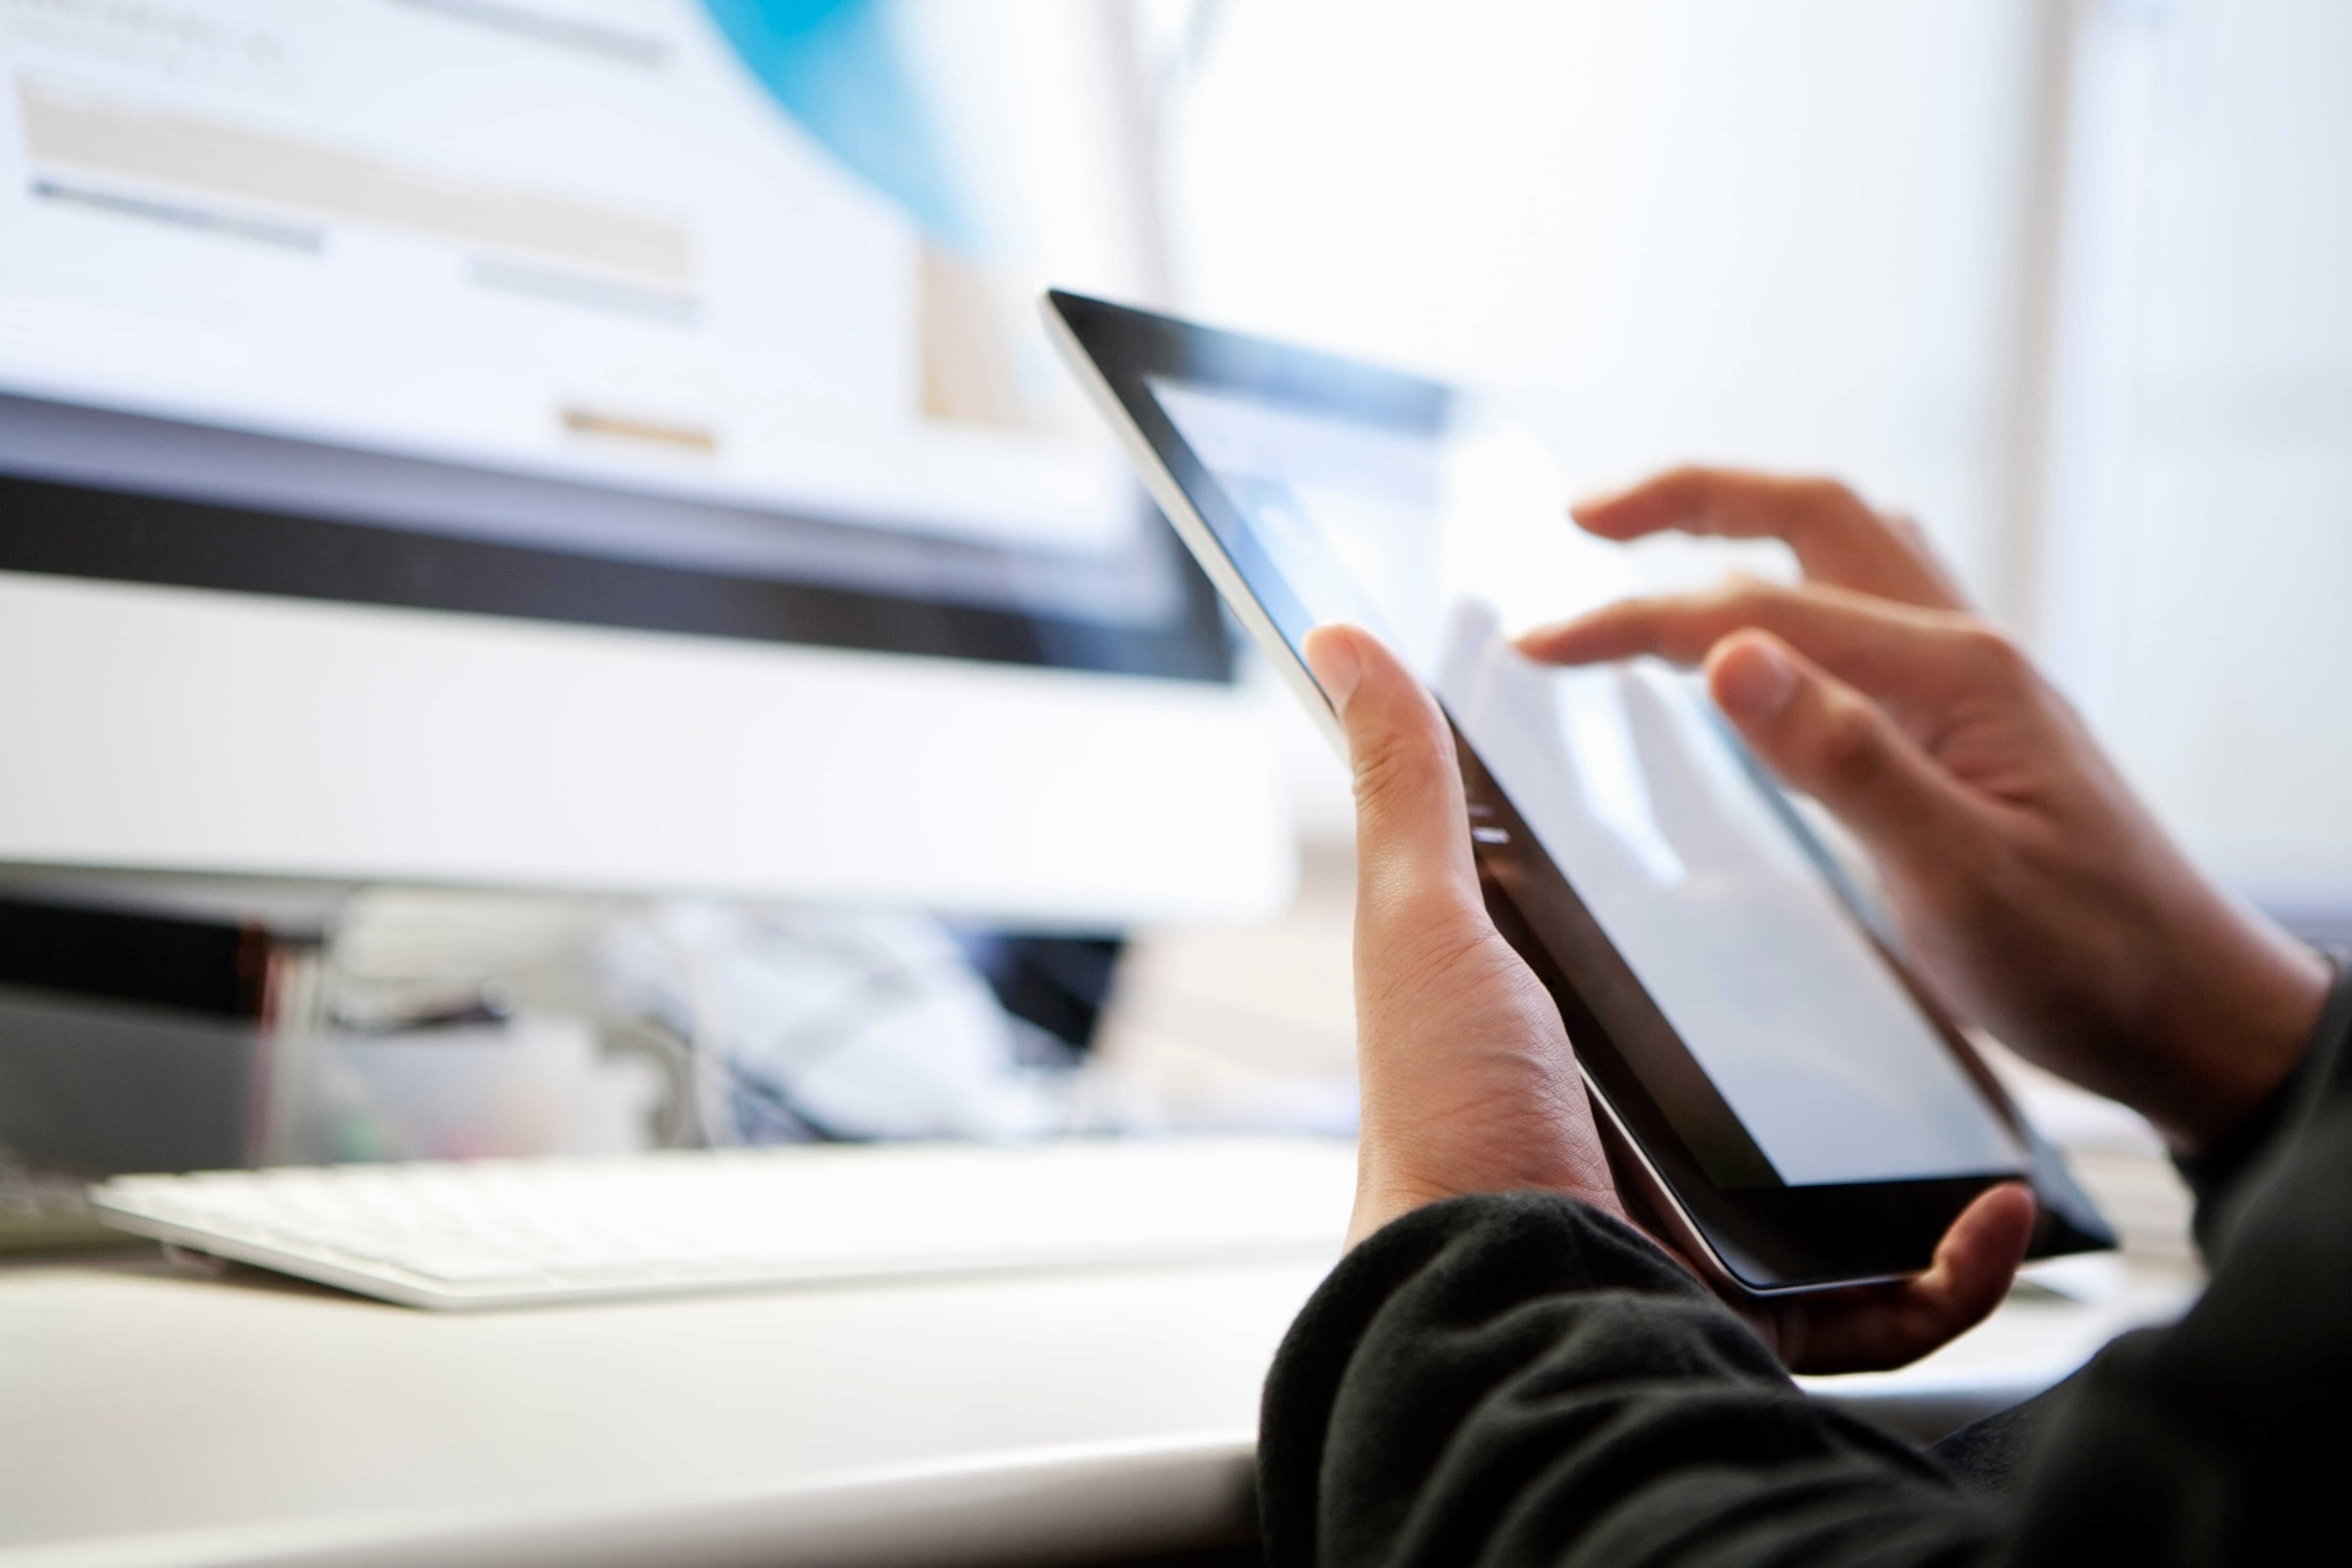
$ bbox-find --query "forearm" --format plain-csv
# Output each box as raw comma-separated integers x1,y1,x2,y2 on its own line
1258,1193,2004,1568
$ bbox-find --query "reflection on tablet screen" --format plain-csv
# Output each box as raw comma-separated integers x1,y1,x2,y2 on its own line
1149,376,2025,1189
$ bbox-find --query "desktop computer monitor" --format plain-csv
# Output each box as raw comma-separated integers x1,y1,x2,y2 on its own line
0,0,1290,925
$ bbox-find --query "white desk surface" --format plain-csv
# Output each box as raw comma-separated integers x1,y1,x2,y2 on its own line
0,1247,1314,1568
0,1244,2196,1568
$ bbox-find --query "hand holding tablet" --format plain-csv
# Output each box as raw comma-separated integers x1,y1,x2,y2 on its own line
1044,287,2114,1314
1306,618,2037,1374
1297,621,1628,1249
1045,291,2315,1362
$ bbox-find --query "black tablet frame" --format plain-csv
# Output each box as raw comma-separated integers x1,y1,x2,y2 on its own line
1047,288,2114,1292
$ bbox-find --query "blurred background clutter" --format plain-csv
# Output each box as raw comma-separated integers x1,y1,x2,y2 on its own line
3,0,2349,1289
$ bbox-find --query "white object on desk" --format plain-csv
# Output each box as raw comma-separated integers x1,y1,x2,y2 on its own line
89,1138,1361,1310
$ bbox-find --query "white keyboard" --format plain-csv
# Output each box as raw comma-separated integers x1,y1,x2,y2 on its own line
88,1137,1358,1310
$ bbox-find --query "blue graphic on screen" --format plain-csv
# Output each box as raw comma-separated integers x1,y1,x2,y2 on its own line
699,0,979,253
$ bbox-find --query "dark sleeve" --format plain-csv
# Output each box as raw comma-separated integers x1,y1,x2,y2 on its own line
1256,1193,2004,1568
1257,973,2352,1568
2003,961,2352,1564
2171,957,2352,1259
1928,958,2352,1491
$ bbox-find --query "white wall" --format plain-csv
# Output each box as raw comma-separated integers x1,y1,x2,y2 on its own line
2074,0,2352,918
1163,0,2044,604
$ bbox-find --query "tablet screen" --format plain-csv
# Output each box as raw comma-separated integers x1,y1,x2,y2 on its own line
1146,376,2024,1189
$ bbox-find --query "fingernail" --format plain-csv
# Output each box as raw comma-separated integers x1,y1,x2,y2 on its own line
1714,637,1797,720
1303,628,1363,711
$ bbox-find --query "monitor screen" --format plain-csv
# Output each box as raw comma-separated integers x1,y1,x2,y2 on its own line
0,0,1222,677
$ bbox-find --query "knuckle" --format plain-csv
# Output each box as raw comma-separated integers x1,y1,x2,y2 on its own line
1597,598,1663,642
1351,711,1451,810
1789,477,1913,550
1792,476,1859,512
1706,581,1799,645
1909,823,2014,931
1416,920,1514,989
1886,510,1931,546
1358,906,1505,1007
1705,581,1782,623
1949,621,2030,688
1809,692,1891,787
1350,732,1418,808
1785,476,1872,531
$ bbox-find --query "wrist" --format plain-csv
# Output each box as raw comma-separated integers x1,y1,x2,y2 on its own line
1345,1169,1466,1248
2139,916,2331,1156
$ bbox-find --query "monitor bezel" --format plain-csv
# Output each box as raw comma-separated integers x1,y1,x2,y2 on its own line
0,405,1232,684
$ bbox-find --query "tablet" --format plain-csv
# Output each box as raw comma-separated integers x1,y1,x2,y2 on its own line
1046,290,2114,1294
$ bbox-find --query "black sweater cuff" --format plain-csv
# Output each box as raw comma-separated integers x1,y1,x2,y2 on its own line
2173,957,2352,1261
